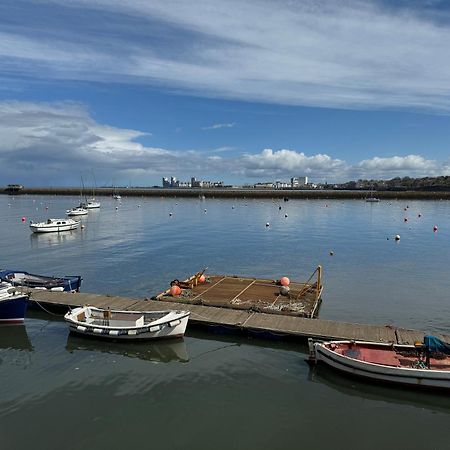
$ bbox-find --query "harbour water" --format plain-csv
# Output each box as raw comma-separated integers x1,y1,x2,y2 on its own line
1,194,449,449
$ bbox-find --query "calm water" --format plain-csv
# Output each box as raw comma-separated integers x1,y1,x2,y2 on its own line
0,194,449,449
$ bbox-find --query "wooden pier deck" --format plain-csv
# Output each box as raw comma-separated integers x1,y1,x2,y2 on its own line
154,272,322,318
27,290,450,345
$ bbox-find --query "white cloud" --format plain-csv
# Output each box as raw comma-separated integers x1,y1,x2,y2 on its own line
3,1,450,110
0,101,448,185
240,149,346,178
355,155,450,178
202,123,235,130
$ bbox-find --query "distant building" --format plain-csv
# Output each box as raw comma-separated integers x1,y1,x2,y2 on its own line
291,176,308,188
191,177,203,188
162,176,223,188
253,182,275,188
275,181,290,189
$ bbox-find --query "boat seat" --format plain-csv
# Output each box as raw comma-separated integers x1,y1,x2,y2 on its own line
77,311,86,322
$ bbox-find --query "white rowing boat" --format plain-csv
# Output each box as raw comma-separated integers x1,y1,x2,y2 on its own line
64,306,190,340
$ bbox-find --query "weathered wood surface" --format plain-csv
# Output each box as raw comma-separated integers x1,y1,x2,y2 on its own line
27,290,450,344
155,274,321,318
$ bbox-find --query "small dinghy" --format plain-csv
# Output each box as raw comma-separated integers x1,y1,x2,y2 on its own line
30,218,80,233
308,337,450,390
0,282,29,324
64,306,190,340
0,270,82,292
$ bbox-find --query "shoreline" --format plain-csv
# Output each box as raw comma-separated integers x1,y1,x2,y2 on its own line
2,187,450,200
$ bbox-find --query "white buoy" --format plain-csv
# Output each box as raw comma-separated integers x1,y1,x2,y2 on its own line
169,212,173,217
266,222,270,227
115,206,118,210
280,286,290,296
395,234,401,241
284,214,288,218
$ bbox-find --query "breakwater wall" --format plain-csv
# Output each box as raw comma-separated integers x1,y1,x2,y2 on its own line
2,187,450,200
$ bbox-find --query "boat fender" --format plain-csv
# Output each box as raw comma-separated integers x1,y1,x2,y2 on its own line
76,325,87,332
128,330,138,336
150,325,161,333
169,319,181,327
109,330,120,336
93,328,103,334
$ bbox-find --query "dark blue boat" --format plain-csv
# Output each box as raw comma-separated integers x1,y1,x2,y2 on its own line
0,270,82,292
0,282,29,323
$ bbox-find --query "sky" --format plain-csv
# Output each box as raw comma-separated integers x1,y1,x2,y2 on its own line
1,0,450,187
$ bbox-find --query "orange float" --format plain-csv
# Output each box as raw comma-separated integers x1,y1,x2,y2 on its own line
170,285,182,296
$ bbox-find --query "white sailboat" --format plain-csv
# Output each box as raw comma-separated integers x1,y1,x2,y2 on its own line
365,185,379,202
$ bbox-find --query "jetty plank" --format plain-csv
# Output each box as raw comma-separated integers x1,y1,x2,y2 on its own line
26,290,438,344
243,314,397,342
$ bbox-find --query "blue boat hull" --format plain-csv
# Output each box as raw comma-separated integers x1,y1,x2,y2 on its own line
0,295,28,323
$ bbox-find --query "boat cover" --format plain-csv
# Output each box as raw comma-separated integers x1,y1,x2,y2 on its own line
424,335,450,355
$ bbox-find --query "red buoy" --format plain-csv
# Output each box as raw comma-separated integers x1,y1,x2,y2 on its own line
170,285,182,296
280,277,290,286
199,274,206,283
21,217,26,222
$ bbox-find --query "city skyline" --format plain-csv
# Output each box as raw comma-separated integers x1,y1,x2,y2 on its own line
1,1,450,187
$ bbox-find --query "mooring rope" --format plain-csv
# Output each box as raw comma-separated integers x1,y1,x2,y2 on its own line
32,298,64,317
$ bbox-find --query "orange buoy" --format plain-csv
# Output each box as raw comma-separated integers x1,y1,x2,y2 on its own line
199,274,206,283
170,285,182,296
280,276,290,286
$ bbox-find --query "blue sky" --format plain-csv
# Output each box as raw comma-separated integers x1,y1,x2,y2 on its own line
1,0,449,186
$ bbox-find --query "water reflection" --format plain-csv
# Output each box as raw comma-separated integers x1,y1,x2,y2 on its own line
65,334,189,363
307,363,450,413
0,325,33,352
30,230,80,248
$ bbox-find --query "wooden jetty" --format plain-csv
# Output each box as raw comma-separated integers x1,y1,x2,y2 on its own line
26,290,450,345
154,267,323,319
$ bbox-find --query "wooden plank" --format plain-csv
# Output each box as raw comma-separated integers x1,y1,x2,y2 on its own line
243,314,397,342
395,328,426,345
26,290,445,344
